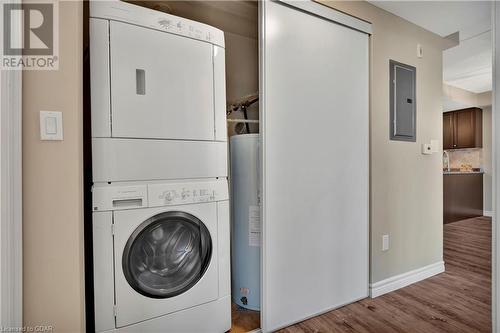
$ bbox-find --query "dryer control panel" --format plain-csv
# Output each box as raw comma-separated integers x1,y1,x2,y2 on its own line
90,1,225,47
92,179,228,212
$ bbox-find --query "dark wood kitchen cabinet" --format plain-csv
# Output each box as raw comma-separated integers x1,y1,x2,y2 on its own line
443,108,482,149
443,112,454,149
443,173,483,224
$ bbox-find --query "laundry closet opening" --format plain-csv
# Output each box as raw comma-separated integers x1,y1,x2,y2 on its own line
94,1,261,332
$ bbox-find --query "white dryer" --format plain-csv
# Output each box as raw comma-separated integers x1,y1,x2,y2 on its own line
90,0,227,183
92,179,230,332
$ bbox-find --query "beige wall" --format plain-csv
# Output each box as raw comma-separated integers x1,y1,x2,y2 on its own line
478,91,493,108
443,84,492,111
443,84,480,111
321,1,446,283
23,1,84,332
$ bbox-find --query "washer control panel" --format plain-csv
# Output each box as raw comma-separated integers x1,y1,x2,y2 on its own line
149,180,228,207
92,179,228,211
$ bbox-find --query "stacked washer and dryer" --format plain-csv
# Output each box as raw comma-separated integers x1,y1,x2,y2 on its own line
90,1,230,332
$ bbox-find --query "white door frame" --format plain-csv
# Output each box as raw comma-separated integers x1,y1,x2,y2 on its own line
0,6,23,327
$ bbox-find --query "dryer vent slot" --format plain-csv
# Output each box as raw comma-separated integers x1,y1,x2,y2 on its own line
112,198,143,208
136,69,146,95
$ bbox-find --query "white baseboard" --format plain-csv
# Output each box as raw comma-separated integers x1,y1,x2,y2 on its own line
369,261,445,298
484,210,493,217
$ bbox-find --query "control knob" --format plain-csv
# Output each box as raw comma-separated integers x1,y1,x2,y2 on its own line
165,191,173,203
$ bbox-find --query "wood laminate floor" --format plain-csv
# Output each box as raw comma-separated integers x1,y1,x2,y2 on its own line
231,302,260,333
280,216,492,333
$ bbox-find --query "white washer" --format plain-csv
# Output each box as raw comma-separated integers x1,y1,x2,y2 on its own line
89,2,230,332
92,179,230,332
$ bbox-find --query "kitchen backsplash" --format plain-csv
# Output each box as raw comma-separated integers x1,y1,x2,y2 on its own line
445,148,482,169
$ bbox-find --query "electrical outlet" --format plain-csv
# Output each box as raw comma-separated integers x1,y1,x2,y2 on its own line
382,234,390,251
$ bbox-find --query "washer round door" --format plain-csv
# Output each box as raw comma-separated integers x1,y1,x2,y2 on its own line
122,211,212,299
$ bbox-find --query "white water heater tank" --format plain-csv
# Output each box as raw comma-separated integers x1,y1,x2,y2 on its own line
230,134,260,310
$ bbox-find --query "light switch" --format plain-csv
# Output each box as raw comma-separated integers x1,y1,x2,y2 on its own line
45,116,57,134
40,111,63,140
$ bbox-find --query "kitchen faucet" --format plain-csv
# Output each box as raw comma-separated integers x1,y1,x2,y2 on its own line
443,150,450,172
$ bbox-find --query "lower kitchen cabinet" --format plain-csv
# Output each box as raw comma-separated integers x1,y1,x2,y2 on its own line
443,173,483,224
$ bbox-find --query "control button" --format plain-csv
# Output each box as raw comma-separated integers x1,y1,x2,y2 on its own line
158,19,171,29
165,192,173,202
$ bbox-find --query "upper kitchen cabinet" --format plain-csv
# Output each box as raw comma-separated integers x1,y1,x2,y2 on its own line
443,108,482,149
443,112,454,149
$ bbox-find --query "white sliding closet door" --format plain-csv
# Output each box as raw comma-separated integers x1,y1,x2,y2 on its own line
260,1,370,331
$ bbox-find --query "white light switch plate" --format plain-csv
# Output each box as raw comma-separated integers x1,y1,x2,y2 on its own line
40,111,63,140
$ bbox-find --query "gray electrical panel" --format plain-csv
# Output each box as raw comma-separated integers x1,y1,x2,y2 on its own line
390,60,416,142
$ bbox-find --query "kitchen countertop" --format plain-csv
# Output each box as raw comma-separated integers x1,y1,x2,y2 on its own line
443,168,484,175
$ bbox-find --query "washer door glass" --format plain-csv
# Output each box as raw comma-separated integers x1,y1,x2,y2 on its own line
122,211,212,299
